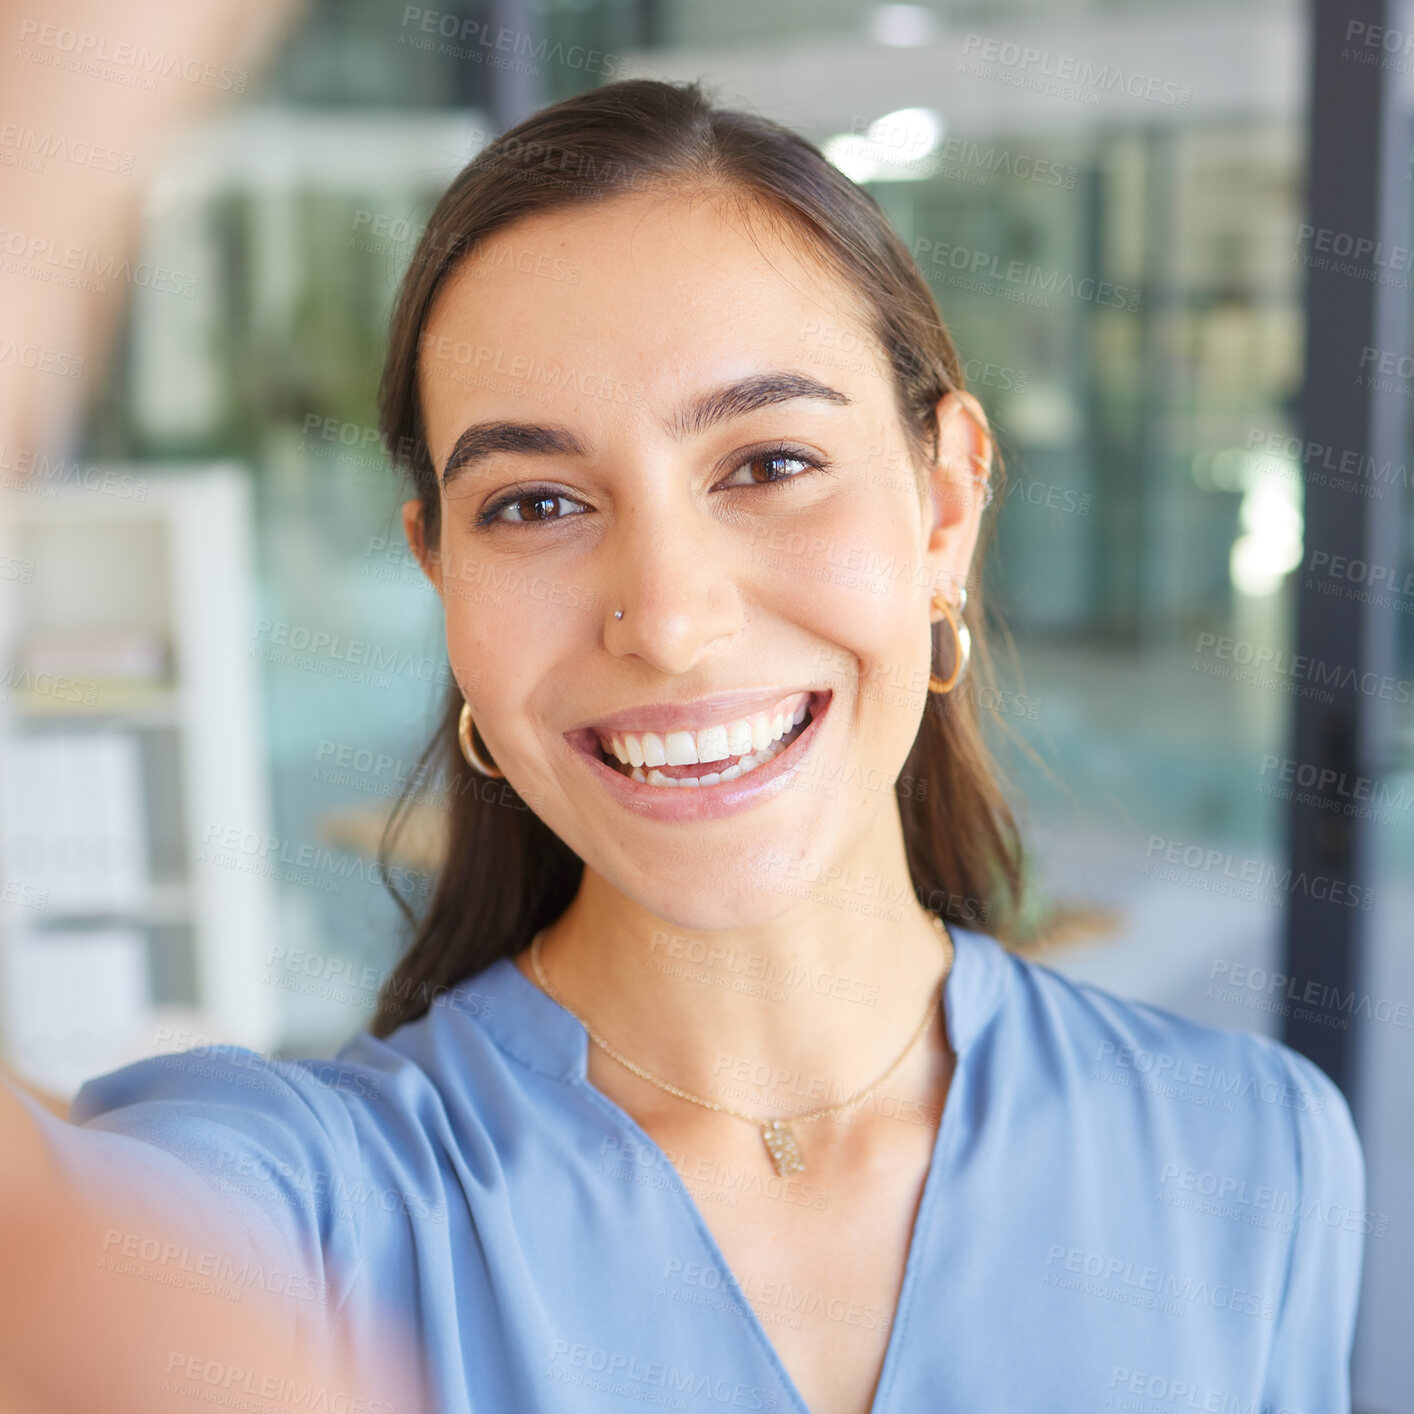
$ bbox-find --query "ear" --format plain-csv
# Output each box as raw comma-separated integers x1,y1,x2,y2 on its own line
922,389,993,607
401,498,444,597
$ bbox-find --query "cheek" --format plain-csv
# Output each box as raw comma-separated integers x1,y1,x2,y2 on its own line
437,546,598,708
441,606,495,710
778,492,932,712
437,552,532,708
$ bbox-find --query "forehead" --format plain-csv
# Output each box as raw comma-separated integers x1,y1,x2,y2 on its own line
417,188,891,454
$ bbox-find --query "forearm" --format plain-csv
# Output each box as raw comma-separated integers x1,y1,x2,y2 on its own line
0,1078,371,1414
0,1076,57,1219
0,1072,66,1122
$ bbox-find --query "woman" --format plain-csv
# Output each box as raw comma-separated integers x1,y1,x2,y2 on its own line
1,79,1364,1414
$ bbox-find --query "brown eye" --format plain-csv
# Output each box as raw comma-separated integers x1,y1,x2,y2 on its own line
755,455,808,482
724,452,816,487
477,487,589,528
511,494,560,522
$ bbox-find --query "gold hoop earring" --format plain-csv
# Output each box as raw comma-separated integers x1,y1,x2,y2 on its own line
928,591,971,694
458,701,505,778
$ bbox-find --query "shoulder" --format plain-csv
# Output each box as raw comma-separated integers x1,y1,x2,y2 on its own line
990,937,1332,1101
58,995,506,1302
955,930,1368,1379
72,957,531,1163
73,1036,386,1147
978,934,1365,1216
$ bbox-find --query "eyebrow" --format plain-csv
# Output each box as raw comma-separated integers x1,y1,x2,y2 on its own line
439,370,852,487
667,370,853,440
441,422,587,488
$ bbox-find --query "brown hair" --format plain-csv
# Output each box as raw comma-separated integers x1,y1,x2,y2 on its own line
371,78,1025,1037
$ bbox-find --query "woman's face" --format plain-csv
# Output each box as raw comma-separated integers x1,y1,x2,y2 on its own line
407,187,988,928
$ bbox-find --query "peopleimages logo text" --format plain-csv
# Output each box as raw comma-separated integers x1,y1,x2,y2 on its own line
1144,835,1373,911
1195,632,1414,703
960,34,1192,106
908,235,1140,309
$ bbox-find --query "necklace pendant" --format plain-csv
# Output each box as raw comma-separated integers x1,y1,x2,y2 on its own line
761,1119,805,1176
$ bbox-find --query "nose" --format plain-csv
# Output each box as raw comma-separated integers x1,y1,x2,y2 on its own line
602,501,746,674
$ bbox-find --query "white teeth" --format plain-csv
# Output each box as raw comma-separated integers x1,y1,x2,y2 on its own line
750,712,773,752
601,691,812,769
695,724,730,764
596,692,827,790
618,720,807,790
664,730,697,766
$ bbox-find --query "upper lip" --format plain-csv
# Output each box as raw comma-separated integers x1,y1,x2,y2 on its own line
572,687,830,738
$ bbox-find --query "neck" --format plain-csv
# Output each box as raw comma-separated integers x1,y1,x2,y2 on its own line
522,822,954,1118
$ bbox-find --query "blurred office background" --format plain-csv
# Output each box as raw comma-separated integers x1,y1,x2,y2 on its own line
0,0,1409,1406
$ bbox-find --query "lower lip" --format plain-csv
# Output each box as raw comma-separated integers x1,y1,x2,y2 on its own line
566,691,832,823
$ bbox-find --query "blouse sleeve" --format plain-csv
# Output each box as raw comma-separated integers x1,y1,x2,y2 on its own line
1259,1044,1368,1413
2,1044,366,1341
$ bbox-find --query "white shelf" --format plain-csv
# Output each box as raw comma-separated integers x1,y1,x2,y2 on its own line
9,687,183,729
0,465,277,1097
33,881,194,928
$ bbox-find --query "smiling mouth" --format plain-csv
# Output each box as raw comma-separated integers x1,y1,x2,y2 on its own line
589,691,828,789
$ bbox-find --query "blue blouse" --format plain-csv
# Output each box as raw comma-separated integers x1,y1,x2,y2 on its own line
9,923,1366,1413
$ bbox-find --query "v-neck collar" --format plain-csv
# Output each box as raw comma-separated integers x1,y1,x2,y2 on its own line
465,922,1011,1414
475,920,1009,1081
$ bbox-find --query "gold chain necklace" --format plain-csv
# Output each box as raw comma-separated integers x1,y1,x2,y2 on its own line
529,914,954,1177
